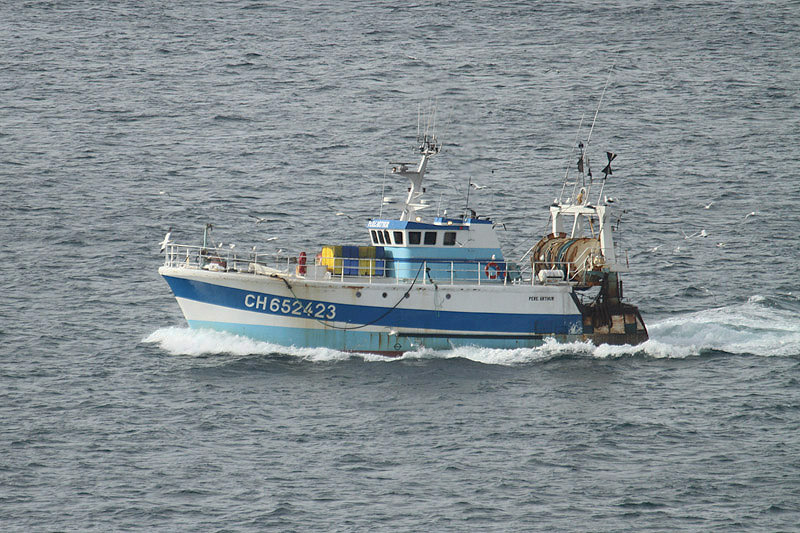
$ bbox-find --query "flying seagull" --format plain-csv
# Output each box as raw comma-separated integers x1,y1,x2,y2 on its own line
680,229,709,240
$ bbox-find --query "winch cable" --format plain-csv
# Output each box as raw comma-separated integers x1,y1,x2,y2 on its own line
276,263,425,331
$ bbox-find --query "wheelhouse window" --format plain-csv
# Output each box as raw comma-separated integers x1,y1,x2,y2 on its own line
393,231,404,245
383,230,391,245
370,230,379,245
443,231,456,246
377,230,386,244
424,231,437,245
409,231,421,245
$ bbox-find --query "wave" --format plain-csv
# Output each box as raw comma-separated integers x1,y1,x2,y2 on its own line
142,327,385,363
143,296,800,365
644,294,800,358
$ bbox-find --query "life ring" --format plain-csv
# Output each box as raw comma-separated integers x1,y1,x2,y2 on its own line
484,261,504,280
297,251,307,276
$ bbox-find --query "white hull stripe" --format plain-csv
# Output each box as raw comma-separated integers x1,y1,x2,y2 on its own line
164,275,582,335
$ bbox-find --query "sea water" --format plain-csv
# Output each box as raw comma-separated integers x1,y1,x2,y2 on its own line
2,1,800,530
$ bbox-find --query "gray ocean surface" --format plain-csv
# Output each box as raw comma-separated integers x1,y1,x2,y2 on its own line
2,1,800,531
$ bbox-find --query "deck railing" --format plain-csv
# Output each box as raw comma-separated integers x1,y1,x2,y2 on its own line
162,243,581,286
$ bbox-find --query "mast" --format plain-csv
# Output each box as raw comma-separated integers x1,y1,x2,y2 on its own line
395,133,439,222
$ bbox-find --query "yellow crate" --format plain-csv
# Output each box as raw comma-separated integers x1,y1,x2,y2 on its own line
358,246,376,276
320,245,342,274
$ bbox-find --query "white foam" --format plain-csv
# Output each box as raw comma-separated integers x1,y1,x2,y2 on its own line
401,337,673,365
143,297,800,364
646,297,800,357
142,327,356,362
403,337,597,365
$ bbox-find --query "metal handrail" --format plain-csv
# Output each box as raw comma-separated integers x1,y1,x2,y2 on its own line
162,243,584,286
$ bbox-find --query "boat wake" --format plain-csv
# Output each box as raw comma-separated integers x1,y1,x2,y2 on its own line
144,295,800,364
643,294,800,358
141,327,385,362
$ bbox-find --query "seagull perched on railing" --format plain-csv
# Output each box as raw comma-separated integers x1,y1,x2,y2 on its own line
159,228,172,252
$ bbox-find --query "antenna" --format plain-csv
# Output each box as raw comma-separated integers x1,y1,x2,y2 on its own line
203,223,213,249
431,101,437,139
438,108,451,154
560,112,585,204
425,101,432,140
464,177,472,218
379,165,388,218
562,62,615,204
564,112,586,180
584,62,615,153
417,103,421,143
583,62,615,205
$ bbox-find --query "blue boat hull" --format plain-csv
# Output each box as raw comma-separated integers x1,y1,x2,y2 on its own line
160,267,585,355
185,320,571,355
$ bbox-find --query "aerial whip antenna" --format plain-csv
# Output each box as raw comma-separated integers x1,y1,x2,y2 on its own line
417,102,421,143
561,112,586,203
464,177,472,217
431,101,437,139
580,61,615,203
584,61,615,152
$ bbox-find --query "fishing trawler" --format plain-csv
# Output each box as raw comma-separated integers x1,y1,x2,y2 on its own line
159,117,647,355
